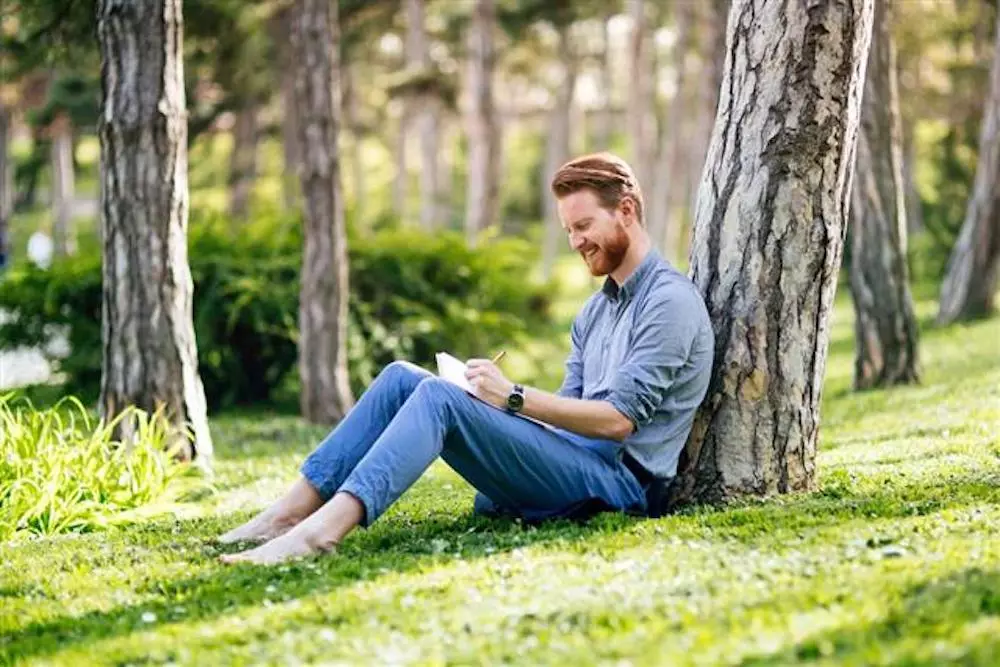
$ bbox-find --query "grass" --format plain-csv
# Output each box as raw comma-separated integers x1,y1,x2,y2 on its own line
1,261,999,665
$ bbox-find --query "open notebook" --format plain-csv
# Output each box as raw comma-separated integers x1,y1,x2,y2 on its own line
434,352,553,430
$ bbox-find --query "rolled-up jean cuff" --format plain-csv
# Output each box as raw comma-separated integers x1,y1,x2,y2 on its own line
300,457,338,501
336,482,377,528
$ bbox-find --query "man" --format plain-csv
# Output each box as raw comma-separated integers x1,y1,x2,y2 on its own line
219,153,714,564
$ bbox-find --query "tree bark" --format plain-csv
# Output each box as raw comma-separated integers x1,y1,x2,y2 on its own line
937,9,1000,324
542,25,577,278
290,0,354,424
627,0,656,191
0,103,12,271
97,0,213,465
227,104,259,219
464,0,500,245
675,0,874,506
50,113,76,257
848,0,919,390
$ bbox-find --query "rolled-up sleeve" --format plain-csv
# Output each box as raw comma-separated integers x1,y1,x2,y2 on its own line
606,289,699,431
557,315,584,398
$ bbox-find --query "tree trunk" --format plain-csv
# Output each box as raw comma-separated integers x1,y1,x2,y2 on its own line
96,0,213,465
627,0,656,190
227,104,258,219
0,103,12,271
50,114,76,257
393,105,410,221
464,0,500,245
542,25,577,278
649,4,693,257
848,0,919,390
937,9,1000,324
674,0,874,506
290,0,354,424
593,17,614,151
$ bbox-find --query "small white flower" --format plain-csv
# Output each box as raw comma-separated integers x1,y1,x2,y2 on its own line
141,612,157,623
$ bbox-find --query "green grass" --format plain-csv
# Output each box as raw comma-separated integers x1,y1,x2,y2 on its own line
1,269,999,665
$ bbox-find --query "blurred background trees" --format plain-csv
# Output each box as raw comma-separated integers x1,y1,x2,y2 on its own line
1,0,998,424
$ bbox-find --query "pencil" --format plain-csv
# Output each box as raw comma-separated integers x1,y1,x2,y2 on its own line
491,350,506,365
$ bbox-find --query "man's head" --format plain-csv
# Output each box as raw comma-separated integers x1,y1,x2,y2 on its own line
550,153,646,278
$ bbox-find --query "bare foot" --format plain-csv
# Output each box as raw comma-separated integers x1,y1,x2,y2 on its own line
219,528,335,565
216,512,299,545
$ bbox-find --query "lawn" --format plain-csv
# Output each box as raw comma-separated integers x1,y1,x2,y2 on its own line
1,274,998,665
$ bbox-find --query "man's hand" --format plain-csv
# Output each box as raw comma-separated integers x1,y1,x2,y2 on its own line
465,358,514,410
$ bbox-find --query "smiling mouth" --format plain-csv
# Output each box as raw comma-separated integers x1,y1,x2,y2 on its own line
584,248,599,258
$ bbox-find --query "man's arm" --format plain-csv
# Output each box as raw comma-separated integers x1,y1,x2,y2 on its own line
521,387,634,441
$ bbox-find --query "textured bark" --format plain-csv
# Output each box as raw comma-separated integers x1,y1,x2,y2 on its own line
627,0,657,190
937,9,1000,324
50,114,76,257
406,0,441,231
676,0,874,506
227,104,259,219
290,0,354,424
1,103,12,271
464,0,500,245
97,0,213,464
542,26,577,278
649,4,693,256
848,0,919,390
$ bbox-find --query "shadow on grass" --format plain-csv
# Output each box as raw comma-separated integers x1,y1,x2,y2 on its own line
5,469,998,663
739,567,1000,666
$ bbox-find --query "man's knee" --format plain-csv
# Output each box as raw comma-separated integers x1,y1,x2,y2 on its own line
379,360,430,393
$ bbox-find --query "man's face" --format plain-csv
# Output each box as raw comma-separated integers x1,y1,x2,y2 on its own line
558,189,631,277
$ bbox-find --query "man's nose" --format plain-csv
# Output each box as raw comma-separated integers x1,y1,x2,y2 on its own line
569,233,586,251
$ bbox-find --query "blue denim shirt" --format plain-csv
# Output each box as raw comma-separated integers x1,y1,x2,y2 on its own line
558,249,714,479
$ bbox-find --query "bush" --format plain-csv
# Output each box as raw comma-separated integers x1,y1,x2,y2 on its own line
0,394,206,539
0,210,553,410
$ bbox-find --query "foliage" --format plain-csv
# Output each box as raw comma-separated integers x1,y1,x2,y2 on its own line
0,210,553,410
0,394,207,541
0,288,997,664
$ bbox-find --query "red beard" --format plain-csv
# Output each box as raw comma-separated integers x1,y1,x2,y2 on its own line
581,223,630,277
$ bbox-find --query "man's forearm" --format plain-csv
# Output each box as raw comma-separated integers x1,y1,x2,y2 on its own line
520,386,633,441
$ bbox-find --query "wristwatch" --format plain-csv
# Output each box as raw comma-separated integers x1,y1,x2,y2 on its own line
506,384,525,414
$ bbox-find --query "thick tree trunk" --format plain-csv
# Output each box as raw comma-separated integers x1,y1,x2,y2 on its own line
290,0,354,424
674,0,874,506
50,114,76,257
0,103,12,271
649,4,693,257
627,0,656,190
937,10,1000,324
97,0,213,465
542,26,577,278
227,104,259,219
848,0,919,390
464,0,500,245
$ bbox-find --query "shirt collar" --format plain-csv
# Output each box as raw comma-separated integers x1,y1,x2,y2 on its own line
601,249,659,304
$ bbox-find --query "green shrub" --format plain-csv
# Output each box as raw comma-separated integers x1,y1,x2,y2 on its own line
0,394,206,540
0,210,553,410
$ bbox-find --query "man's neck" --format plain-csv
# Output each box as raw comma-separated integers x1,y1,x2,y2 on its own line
609,236,652,286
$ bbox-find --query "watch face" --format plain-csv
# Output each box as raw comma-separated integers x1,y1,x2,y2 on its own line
507,391,524,412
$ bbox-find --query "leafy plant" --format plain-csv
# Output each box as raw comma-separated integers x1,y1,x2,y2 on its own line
0,394,209,540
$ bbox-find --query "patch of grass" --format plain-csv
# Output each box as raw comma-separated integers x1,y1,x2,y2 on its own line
1,279,998,665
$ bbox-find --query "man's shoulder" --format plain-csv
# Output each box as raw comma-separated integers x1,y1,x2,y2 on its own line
644,262,706,309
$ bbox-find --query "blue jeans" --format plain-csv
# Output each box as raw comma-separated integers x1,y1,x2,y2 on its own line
300,361,647,526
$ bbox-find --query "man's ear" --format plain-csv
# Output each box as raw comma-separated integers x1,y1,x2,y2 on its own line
620,196,639,226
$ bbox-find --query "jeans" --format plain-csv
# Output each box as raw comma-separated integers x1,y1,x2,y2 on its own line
300,361,647,526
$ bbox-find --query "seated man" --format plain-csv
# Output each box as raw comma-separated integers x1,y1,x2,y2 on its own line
219,152,715,564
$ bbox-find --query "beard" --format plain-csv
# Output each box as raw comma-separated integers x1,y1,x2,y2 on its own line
581,222,630,277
